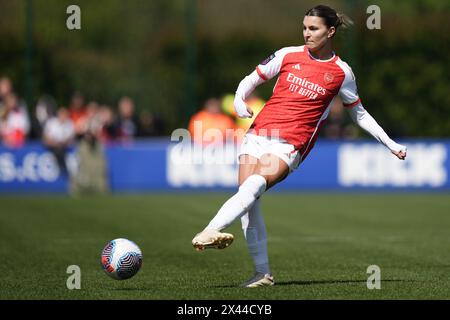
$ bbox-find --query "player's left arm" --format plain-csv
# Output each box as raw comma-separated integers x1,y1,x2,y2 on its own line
338,64,407,160
347,103,407,160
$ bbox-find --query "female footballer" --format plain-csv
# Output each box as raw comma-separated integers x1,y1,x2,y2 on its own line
192,5,407,287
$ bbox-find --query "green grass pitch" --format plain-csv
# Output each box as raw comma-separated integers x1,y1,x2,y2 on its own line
1,193,449,299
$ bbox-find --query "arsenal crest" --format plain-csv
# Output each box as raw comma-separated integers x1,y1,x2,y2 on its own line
324,72,334,84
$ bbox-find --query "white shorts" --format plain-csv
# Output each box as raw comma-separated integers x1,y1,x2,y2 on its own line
238,133,301,172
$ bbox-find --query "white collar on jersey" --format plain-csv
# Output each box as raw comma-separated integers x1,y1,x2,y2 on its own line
307,48,336,62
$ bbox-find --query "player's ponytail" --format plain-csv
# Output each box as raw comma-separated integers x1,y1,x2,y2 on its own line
336,12,354,29
305,5,353,31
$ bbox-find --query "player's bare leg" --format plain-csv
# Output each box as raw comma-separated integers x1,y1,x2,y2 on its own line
254,153,290,189
238,154,259,185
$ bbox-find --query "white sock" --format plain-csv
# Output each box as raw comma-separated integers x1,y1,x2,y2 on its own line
206,174,267,231
241,199,270,275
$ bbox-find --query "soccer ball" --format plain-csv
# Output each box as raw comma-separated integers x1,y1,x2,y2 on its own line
101,238,143,280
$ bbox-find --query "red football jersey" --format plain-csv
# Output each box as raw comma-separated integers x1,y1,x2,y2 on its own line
250,45,360,160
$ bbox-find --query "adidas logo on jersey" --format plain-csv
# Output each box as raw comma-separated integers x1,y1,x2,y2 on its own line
292,64,301,70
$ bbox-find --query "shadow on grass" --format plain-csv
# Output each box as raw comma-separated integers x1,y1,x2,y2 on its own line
108,279,418,291
111,287,151,291
213,279,415,289
275,279,412,286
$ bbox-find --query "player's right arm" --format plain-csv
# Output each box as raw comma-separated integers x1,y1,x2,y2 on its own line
234,48,288,118
234,71,264,118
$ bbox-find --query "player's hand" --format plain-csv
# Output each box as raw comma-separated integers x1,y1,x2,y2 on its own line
234,96,254,118
392,146,407,160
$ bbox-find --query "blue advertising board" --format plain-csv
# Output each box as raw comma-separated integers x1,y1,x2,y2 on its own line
0,139,449,193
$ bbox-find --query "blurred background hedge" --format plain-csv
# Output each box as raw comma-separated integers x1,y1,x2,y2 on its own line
0,0,448,136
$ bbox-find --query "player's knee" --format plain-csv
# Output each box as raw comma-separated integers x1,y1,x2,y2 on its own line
256,167,289,189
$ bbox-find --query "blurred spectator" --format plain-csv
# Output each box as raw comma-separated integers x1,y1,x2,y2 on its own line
67,91,87,139
188,97,235,144
221,93,236,118
0,77,13,108
0,92,30,148
0,77,15,128
34,95,57,137
137,110,165,137
80,101,103,140
43,107,75,176
115,96,138,141
71,101,109,195
98,105,120,144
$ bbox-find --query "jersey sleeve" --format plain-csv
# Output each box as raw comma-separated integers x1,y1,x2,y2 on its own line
255,48,288,81
338,63,361,108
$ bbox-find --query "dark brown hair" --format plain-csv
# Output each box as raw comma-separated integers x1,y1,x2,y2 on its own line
305,5,353,30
